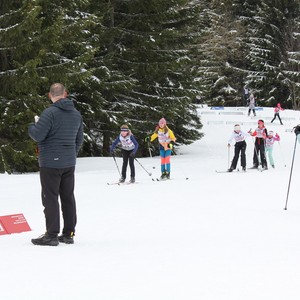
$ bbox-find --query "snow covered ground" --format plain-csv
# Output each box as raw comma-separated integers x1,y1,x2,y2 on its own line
1,106,300,300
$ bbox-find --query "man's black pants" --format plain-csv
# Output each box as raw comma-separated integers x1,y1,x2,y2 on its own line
40,167,77,237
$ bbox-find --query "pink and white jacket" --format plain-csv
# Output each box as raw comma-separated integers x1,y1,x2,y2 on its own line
265,134,280,149
274,105,283,113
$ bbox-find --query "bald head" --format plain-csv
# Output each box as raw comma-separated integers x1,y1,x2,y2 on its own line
49,83,67,102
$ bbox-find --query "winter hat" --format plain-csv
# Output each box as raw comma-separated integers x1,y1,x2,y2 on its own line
277,103,281,107
234,124,241,131
120,124,129,132
268,130,274,136
159,118,167,126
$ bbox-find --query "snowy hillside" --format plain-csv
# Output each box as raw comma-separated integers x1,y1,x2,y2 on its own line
1,106,300,300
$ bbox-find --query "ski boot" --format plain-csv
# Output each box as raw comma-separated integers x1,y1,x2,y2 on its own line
160,172,166,180
249,165,258,169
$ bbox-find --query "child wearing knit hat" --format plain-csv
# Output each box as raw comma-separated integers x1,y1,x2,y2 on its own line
265,131,280,168
146,118,176,180
110,124,139,183
227,124,249,172
248,93,256,117
271,103,284,125
248,119,268,170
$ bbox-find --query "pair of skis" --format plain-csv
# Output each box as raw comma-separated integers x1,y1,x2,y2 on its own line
215,167,267,173
107,177,172,185
154,177,171,181
215,169,246,173
107,181,135,186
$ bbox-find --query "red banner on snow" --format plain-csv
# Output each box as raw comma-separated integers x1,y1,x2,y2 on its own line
0,213,31,235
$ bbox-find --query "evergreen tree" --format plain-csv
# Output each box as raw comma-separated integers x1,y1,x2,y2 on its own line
244,0,300,107
195,0,246,106
80,0,203,157
280,2,300,109
0,0,203,173
72,0,139,157
0,0,93,173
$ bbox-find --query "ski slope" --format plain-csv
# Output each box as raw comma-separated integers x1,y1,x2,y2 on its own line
1,106,300,300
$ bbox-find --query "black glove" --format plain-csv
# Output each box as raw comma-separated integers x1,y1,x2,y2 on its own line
130,151,135,158
145,136,150,142
294,125,300,136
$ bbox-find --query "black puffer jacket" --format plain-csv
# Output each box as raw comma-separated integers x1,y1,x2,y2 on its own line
28,98,83,168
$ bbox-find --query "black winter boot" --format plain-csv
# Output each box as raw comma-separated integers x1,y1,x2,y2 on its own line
31,233,59,246
58,232,74,244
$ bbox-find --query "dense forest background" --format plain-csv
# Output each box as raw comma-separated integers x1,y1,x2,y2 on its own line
0,0,299,173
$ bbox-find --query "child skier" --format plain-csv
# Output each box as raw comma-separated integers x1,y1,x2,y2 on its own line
146,118,176,179
227,124,248,172
110,125,139,183
249,119,268,170
271,103,284,125
248,93,256,117
265,131,280,168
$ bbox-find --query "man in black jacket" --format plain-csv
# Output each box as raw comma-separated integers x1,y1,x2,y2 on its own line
28,83,83,246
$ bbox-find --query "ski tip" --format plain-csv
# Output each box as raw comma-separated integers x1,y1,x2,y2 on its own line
107,182,121,185
215,170,228,173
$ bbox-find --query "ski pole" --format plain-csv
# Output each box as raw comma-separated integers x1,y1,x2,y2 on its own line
250,135,262,170
148,140,157,169
283,126,300,205
173,157,189,180
145,137,156,169
179,164,189,180
227,146,230,169
147,140,152,158
170,145,189,180
134,158,153,177
284,134,298,210
112,154,122,177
